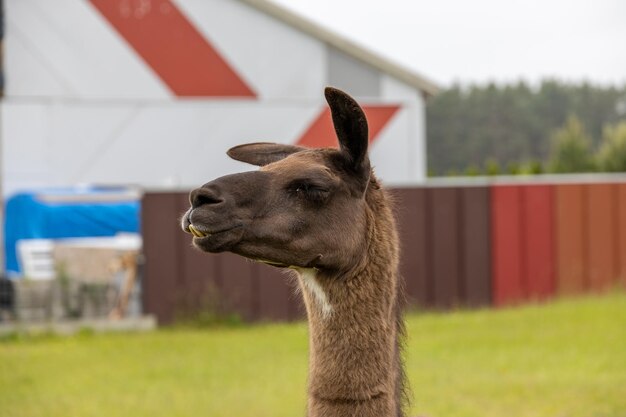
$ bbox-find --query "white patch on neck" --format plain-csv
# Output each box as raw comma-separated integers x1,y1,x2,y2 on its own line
295,268,332,318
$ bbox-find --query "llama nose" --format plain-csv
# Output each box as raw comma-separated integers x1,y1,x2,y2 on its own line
190,187,224,209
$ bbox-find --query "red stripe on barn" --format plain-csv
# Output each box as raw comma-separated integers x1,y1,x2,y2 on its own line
296,106,400,148
90,0,255,98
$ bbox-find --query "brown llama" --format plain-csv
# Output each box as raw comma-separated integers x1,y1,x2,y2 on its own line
181,87,407,417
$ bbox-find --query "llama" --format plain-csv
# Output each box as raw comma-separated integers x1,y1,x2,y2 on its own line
181,87,406,417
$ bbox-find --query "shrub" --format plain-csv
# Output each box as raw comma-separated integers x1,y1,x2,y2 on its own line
596,121,626,172
547,116,595,173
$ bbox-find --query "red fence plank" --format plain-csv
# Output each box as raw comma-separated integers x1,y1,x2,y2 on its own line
523,185,555,301
555,184,586,294
586,184,618,291
618,184,626,286
491,185,524,306
461,187,492,307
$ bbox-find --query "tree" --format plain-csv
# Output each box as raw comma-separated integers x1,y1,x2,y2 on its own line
547,116,595,173
484,158,501,176
523,159,544,175
596,121,626,172
464,164,481,176
426,81,626,175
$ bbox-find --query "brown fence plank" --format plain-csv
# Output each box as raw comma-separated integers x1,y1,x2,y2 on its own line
177,244,221,317
461,186,491,307
555,184,586,294
586,184,618,291
142,193,183,324
393,188,430,307
286,281,306,321
218,253,258,321
430,187,461,308
256,263,291,321
176,193,223,318
523,185,555,301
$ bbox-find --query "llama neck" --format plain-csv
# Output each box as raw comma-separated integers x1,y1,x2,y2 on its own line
297,230,402,417
295,186,403,417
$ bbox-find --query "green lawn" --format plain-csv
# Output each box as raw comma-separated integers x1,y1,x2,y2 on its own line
1,292,625,417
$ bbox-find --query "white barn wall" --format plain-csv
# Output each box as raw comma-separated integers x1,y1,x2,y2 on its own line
5,0,171,99
1,0,430,200
381,75,427,184
2,103,51,193
369,107,411,185
175,0,327,99
2,101,322,197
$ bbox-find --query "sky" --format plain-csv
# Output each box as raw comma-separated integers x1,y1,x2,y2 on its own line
270,0,626,88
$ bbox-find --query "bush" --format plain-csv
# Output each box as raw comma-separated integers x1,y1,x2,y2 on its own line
547,116,595,173
507,161,521,175
484,158,501,176
596,121,626,172
524,159,544,174
464,164,481,176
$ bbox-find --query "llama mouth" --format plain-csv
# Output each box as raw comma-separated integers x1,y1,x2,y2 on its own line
188,224,243,241
189,224,211,238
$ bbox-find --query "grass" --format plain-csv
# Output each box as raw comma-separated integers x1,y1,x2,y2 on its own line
1,292,625,417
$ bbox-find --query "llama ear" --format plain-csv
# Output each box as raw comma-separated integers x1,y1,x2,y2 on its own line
324,87,370,174
227,142,305,167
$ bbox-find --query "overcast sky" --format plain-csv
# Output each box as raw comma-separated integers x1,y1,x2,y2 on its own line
271,0,626,88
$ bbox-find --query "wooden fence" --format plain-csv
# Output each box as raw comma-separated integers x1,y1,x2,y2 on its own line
142,177,626,324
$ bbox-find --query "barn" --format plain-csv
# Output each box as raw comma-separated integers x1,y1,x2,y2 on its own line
1,0,438,202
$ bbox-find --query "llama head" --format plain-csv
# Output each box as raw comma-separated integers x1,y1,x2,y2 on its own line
181,87,374,272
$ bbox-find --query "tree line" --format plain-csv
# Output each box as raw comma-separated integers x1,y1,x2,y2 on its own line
426,80,626,176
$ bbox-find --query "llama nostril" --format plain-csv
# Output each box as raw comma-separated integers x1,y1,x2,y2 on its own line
190,187,223,208
197,194,222,206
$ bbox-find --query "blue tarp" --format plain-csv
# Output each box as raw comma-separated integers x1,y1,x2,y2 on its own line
4,188,140,276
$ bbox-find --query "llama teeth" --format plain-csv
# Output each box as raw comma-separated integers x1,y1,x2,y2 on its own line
189,224,207,238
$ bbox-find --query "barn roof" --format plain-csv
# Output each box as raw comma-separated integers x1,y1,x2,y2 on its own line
239,0,440,97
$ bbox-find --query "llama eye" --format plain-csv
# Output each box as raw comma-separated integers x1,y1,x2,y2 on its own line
289,182,329,202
